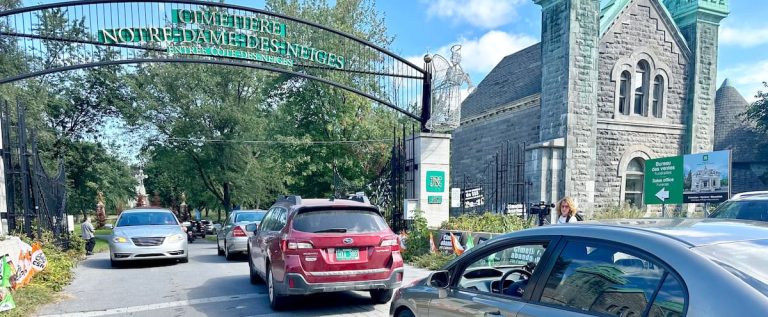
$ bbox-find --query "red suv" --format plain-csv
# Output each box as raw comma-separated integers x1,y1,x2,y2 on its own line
247,195,404,310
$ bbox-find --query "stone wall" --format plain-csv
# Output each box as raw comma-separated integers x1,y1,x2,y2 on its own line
594,0,690,208
451,96,541,183
535,0,601,211
679,21,719,154
594,128,684,209
732,163,768,194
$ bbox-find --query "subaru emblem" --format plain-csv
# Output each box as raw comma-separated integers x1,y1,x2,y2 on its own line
343,238,354,244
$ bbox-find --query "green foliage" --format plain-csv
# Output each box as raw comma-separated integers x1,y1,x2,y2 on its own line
65,141,136,217
440,212,532,233
412,253,456,270
592,204,647,219
402,210,431,261
743,82,768,134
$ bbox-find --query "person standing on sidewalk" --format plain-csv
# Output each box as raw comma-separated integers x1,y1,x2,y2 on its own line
556,197,583,224
81,215,96,255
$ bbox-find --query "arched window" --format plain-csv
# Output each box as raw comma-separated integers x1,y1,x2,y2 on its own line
652,75,664,118
634,61,650,116
624,158,645,206
619,71,631,115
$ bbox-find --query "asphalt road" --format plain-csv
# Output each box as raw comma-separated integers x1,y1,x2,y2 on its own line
36,239,432,317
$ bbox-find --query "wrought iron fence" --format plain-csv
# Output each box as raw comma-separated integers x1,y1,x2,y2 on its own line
1,100,68,246
452,141,531,217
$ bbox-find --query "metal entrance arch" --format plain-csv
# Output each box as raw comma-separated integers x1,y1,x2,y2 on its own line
0,0,432,125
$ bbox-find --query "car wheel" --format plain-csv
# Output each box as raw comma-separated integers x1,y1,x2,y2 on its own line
217,238,224,256
224,241,235,261
267,267,288,310
248,251,262,284
370,289,394,304
396,308,416,317
179,256,189,263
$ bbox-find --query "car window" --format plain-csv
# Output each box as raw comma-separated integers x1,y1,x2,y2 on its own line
259,209,275,231
292,209,387,233
538,240,686,317
649,273,686,317
457,243,549,298
710,200,768,221
234,212,266,223
116,212,178,226
272,208,287,231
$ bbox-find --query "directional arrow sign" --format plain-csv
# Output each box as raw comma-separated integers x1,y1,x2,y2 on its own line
644,156,684,204
655,188,670,201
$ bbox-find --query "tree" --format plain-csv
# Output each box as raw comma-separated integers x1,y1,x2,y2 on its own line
65,141,136,218
262,0,401,198
126,64,285,212
743,82,768,134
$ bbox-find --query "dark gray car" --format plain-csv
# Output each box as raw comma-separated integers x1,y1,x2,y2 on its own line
390,219,768,317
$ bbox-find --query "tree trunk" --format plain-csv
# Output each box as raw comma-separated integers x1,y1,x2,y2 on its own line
223,181,232,213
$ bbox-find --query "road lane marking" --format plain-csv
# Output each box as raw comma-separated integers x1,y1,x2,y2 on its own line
38,293,267,317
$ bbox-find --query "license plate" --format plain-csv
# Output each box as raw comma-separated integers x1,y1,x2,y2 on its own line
335,248,359,261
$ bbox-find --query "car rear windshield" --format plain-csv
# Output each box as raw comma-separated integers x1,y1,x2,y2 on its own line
235,212,265,223
709,200,768,222
116,212,178,226
695,239,768,297
292,209,388,233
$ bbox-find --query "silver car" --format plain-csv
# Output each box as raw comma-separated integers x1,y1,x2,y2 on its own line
109,208,189,267
391,219,768,317
217,209,266,261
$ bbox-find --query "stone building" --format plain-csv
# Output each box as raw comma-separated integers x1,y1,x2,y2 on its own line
451,0,730,212
714,79,768,193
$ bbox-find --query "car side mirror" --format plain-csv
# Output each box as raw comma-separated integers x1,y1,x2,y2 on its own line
427,270,450,298
104,224,113,229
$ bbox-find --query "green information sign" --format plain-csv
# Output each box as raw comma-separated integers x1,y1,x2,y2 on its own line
644,156,684,205
426,171,445,193
428,196,443,204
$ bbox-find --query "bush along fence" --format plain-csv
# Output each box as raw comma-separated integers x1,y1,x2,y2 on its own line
400,211,534,269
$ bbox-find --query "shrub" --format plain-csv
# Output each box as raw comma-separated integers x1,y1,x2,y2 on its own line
591,204,646,220
440,212,532,233
412,252,456,270
402,210,430,262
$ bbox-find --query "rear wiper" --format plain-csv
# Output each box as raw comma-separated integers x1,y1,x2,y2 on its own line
314,228,347,233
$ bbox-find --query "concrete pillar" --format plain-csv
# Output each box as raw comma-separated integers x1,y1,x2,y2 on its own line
407,133,451,228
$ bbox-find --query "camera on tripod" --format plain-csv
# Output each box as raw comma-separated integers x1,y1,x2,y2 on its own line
529,201,555,226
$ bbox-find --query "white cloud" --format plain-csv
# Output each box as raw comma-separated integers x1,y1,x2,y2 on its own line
410,30,537,77
425,0,526,29
719,59,768,102
720,25,768,47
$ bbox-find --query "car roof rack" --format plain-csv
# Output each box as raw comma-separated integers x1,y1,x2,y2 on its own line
277,195,302,205
343,192,370,204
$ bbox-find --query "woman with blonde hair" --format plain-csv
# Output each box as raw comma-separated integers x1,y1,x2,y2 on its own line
556,196,582,224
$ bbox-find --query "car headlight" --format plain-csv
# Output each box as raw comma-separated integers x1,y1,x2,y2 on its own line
112,236,129,243
168,233,186,242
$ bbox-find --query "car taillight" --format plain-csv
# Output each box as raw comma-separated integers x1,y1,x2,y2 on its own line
232,226,247,237
381,237,400,252
287,241,314,250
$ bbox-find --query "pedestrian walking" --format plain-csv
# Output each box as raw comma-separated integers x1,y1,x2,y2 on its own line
81,215,96,255
556,196,583,224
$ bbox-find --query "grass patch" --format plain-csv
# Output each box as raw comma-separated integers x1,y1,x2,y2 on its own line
93,238,109,253
4,283,52,317
8,232,84,317
205,235,217,242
